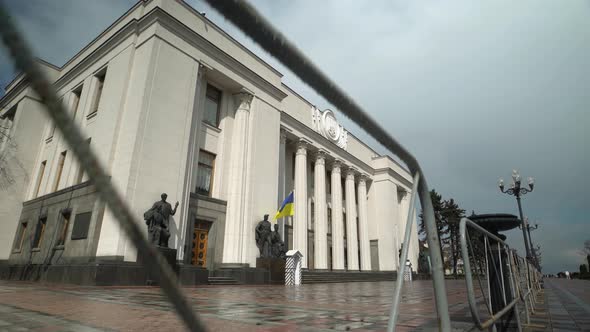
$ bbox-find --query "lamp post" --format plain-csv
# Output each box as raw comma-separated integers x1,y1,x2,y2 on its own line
524,217,539,267
498,170,537,267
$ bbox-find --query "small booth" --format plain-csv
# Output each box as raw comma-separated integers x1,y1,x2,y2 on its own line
285,250,303,285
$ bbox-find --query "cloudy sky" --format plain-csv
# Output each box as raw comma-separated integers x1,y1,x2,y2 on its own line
1,0,588,274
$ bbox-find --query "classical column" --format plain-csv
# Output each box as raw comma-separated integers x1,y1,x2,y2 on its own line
357,175,371,271
331,160,345,270
397,189,408,269
180,63,205,264
222,90,254,265
294,139,309,268
313,150,328,269
345,168,359,270
277,129,287,241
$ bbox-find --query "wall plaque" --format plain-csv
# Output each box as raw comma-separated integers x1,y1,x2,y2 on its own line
71,212,92,240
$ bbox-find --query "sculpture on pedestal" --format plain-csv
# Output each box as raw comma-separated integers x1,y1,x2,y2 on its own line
144,193,178,248
255,215,286,259
255,214,273,258
271,223,287,259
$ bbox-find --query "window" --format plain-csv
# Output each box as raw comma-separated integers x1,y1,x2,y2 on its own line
32,217,47,248
343,213,347,239
71,85,83,119
15,222,27,250
291,153,296,180
356,217,360,242
56,210,71,246
47,124,56,141
327,208,332,234
203,84,221,127
327,171,332,194
196,150,215,196
310,202,315,230
47,98,61,140
311,164,315,189
33,161,47,198
75,138,91,184
89,69,106,116
53,151,67,192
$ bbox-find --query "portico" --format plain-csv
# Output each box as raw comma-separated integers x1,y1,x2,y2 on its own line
278,110,379,271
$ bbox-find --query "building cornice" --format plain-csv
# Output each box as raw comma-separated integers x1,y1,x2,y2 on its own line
0,78,29,110
281,111,375,176
151,8,287,101
190,192,227,206
371,154,411,179
51,19,139,93
176,0,283,79
373,167,412,189
22,181,95,207
11,6,287,105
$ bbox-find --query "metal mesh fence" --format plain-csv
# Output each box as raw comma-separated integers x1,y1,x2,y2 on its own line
460,217,543,331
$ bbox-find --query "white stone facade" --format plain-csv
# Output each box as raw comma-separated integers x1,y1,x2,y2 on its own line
0,0,419,271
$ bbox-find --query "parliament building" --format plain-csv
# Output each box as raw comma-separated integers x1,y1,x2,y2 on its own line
0,0,418,284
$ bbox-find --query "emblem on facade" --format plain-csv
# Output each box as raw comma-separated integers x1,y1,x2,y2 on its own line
311,107,348,150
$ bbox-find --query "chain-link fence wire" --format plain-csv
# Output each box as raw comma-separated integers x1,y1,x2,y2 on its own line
0,4,206,332
0,0,458,330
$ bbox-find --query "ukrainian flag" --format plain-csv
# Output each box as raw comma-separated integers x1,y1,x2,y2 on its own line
274,191,294,220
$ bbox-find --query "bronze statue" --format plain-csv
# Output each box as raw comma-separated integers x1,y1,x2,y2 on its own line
144,193,178,248
271,223,286,259
255,214,273,258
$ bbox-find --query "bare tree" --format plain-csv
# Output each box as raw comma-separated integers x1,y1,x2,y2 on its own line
582,240,590,269
0,121,27,190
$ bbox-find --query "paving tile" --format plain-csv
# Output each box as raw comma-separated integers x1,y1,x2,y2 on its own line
0,278,587,331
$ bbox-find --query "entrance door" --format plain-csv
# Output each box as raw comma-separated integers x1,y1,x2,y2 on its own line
192,220,211,267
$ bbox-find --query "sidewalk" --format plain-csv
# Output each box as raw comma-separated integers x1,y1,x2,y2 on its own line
0,278,587,331
543,278,590,331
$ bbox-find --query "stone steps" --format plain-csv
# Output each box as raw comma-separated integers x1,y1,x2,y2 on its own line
208,276,239,285
302,271,397,284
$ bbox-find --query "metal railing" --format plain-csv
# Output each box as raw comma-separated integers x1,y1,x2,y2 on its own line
0,0,546,331
460,217,543,331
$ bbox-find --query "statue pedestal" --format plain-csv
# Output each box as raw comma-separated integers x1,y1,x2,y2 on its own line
138,247,178,286
256,257,285,284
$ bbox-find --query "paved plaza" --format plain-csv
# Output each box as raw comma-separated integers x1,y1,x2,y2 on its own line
0,278,587,331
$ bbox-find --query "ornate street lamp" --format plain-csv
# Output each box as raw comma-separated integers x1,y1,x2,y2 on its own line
498,170,538,267
524,218,540,267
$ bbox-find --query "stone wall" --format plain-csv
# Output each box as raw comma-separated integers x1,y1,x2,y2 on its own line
8,181,104,265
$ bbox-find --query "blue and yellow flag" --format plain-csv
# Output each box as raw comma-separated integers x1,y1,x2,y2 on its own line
274,191,294,220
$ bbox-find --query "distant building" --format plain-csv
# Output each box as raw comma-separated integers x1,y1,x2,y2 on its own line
0,0,418,284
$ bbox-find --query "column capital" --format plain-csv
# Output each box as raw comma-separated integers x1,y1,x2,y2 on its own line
198,60,213,71
233,89,254,110
358,174,369,185
296,138,311,155
345,167,358,179
197,61,213,81
279,128,288,143
331,158,343,172
314,149,328,163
